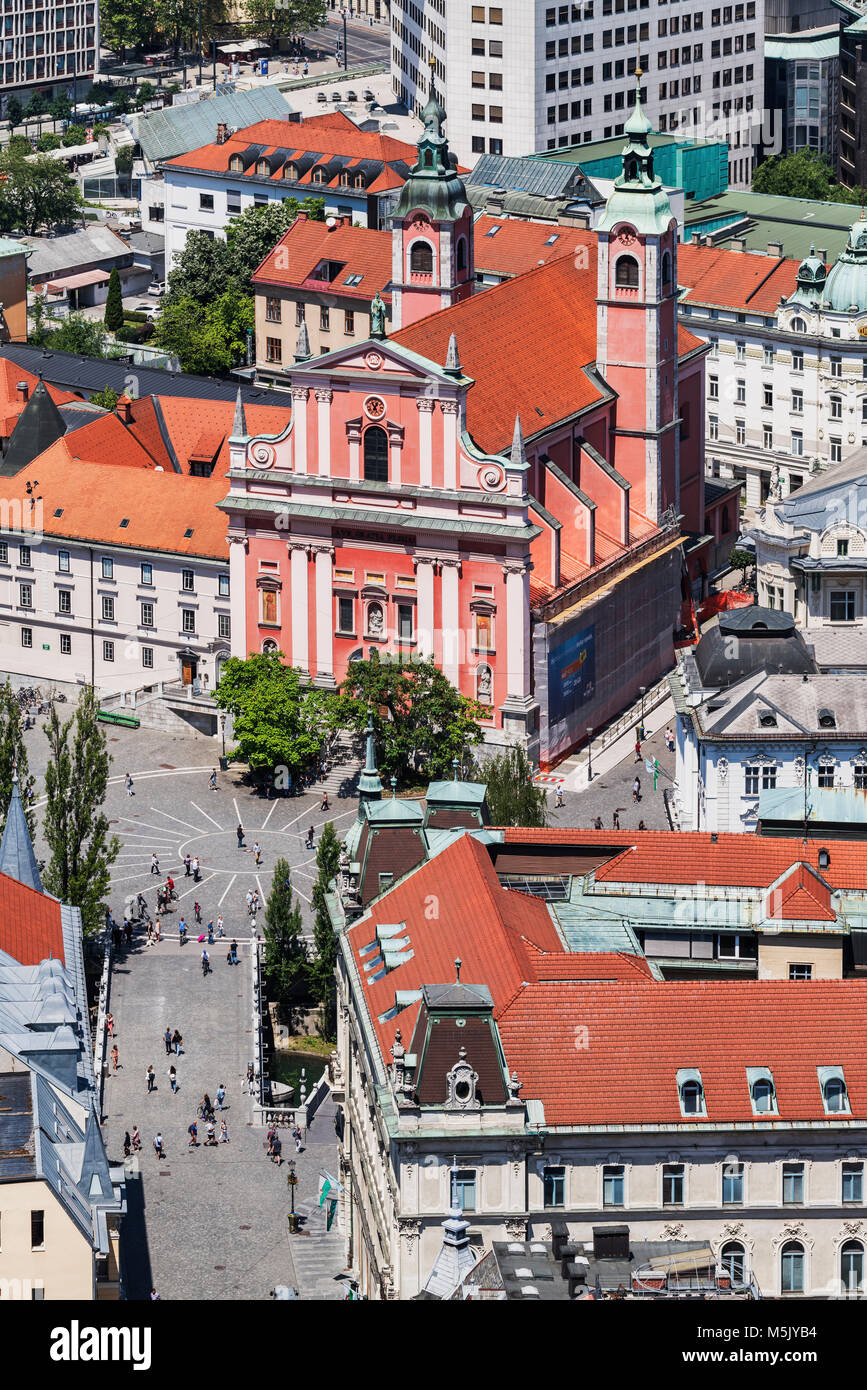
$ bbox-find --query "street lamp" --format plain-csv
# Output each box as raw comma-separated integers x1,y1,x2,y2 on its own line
586,727,593,782
340,6,348,70
287,1159,299,1234
639,685,646,738
219,713,227,760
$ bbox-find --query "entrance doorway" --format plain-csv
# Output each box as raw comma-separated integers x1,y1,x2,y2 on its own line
181,655,198,685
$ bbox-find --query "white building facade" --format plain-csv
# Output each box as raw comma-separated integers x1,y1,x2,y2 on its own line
0,0,97,104
0,529,232,695
390,0,764,186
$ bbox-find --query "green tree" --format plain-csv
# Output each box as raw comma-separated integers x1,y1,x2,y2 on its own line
308,821,341,1039
244,0,326,48
104,266,124,332
152,290,251,374
0,149,82,233
37,132,62,152
729,546,753,574
99,0,151,59
469,745,548,828
34,314,106,357
90,385,120,410
750,150,862,204
165,228,233,305
62,123,87,147
135,81,156,109
263,857,307,1017
335,653,484,784
225,197,325,288
5,97,22,130
0,680,37,834
214,651,333,778
50,94,73,124
42,689,120,936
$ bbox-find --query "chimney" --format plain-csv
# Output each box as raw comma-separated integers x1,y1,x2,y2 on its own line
485,190,506,215
16,380,28,402
730,236,746,252
216,122,228,145
592,1225,630,1261
767,240,783,258
116,393,132,423
818,248,827,263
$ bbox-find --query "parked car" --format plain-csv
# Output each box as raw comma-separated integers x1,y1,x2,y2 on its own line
147,281,165,297
135,302,161,321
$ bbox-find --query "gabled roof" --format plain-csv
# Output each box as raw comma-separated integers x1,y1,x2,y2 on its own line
0,378,69,475
252,214,393,302
472,215,589,277
764,862,836,923
132,84,292,163
0,872,64,966
677,240,800,313
0,776,42,894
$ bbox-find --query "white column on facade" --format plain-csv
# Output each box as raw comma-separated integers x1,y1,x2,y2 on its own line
417,397,434,487
414,556,436,660
313,544,335,685
316,388,332,477
291,387,308,475
504,562,530,700
228,534,248,658
440,399,458,490
289,542,309,673
348,423,361,482
440,558,461,688
389,426,403,486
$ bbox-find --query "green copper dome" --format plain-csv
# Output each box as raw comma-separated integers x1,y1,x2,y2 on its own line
596,79,675,236
392,76,469,223
820,217,867,313
787,244,828,308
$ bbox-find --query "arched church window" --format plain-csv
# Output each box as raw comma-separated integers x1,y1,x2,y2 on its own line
457,237,467,272
615,255,639,288
625,156,638,181
791,316,807,333
363,425,389,482
410,240,433,273
662,250,672,287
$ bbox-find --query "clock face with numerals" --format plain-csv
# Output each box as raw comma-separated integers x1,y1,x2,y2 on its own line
618,228,636,245
364,395,386,420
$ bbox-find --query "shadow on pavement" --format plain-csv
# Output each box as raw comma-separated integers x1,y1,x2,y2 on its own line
119,1169,153,1301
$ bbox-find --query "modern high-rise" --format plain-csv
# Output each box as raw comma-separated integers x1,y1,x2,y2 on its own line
390,0,765,188
0,0,98,107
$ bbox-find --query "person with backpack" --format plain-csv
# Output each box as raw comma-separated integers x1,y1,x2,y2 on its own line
188,1121,198,1148
154,1132,165,1159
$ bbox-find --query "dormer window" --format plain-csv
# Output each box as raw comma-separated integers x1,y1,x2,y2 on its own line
819,1068,850,1114
791,316,807,333
759,711,777,728
677,1069,705,1116
354,173,365,188
286,164,298,180
229,155,244,172
312,167,325,183
818,707,836,728
339,170,350,186
747,1067,778,1115
615,254,639,288
257,158,270,176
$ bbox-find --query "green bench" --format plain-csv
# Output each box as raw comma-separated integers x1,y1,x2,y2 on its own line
97,709,141,729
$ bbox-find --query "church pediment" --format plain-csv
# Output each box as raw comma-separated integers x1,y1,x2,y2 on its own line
291,337,462,388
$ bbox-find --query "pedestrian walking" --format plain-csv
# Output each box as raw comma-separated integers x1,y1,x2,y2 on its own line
111,923,122,950
164,1027,172,1055
613,809,621,830
246,889,253,915
292,1125,302,1154
124,920,133,947
188,1121,198,1148
106,1011,115,1039
196,903,204,926
220,1119,228,1143
153,1132,165,1159
123,1131,131,1158
593,816,604,829
237,823,245,848
555,786,564,808
125,772,134,797
634,737,642,762
231,940,238,966
151,852,160,875
146,1064,155,1092
253,842,261,866
172,1030,183,1055
111,1044,119,1074
632,777,641,803
271,1134,283,1166
184,854,192,877
154,918,161,944
178,916,187,938
207,919,214,944
216,1083,226,1111
201,948,210,976
216,914,225,938
638,819,646,830
305,826,315,850
168,1065,178,1093
246,1064,255,1095
193,856,200,883
131,1125,142,1152
146,920,154,945
665,726,675,753
150,1289,160,1301
208,768,218,791
321,791,329,811
205,1119,217,1146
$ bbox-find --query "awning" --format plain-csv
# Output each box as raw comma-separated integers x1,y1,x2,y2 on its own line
45,269,111,292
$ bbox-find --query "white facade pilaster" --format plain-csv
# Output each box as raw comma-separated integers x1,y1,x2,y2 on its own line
314,544,335,685
292,387,308,475
417,397,434,487
228,535,248,659
441,400,457,490
289,543,309,673
414,556,436,660
316,388,332,477
440,558,461,687
504,562,530,700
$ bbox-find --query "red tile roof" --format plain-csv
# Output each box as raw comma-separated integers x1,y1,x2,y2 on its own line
472,215,589,277
766,862,836,922
0,358,81,436
59,412,164,470
0,872,64,966
501,828,867,892
252,214,393,302
678,241,801,313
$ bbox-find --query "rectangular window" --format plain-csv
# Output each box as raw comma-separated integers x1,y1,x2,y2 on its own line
709,375,719,399
543,1165,566,1208
182,609,196,635
603,1164,624,1206
101,556,113,579
736,378,745,403
792,350,804,372
102,596,114,622
764,344,774,367
218,614,231,640
783,1162,805,1203
60,632,71,655
58,549,70,572
722,1162,744,1205
830,356,842,377
744,765,759,796
337,595,354,633
31,1210,44,1249
735,340,745,361
140,562,153,586
265,295,281,323
736,420,745,446
58,590,71,615
345,310,355,336
266,336,282,365
182,569,194,592
19,544,31,567
397,603,414,644
226,191,241,215
103,640,114,662
709,415,719,441
141,602,154,627
763,425,773,450
792,389,803,413
0,542,7,564
19,583,32,608
199,192,214,211
141,646,154,668
843,1162,863,1204
662,1164,684,1205
21,627,32,648
792,431,804,457
320,305,330,331
763,384,773,408
830,591,856,622
451,1169,476,1212
830,437,842,464
789,963,813,980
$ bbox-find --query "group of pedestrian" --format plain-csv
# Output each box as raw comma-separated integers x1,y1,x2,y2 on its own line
182,854,201,882
122,1126,142,1158
245,888,261,917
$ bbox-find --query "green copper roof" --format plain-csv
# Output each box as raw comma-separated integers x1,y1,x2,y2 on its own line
821,216,867,313
392,77,470,224
787,242,828,307
596,80,675,236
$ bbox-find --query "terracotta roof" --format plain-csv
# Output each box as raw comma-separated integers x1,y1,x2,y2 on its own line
0,872,64,966
678,241,800,313
0,358,80,432
472,215,589,277
498,977,867,1126
765,862,836,922
501,827,867,892
57,412,164,470
125,396,175,470
0,447,231,559
253,214,393,303
150,397,288,473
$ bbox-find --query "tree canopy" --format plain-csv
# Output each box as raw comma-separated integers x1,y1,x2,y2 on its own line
262,857,307,1016
334,653,484,783
214,651,333,777
152,288,254,375
0,149,81,234
308,821,341,1038
244,0,326,48
30,311,106,358
468,746,548,828
751,150,867,205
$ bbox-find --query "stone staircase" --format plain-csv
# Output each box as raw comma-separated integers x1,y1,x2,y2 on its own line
319,735,364,802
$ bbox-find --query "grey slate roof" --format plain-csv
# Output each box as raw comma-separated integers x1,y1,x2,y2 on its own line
697,671,867,737
0,776,43,892
467,153,591,199
21,226,132,280
775,448,867,534
132,86,292,164
807,625,867,670
693,608,817,687
0,1070,35,1179
0,379,68,477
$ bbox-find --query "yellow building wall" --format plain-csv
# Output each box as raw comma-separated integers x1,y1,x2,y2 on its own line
757,934,843,981
0,1181,94,1300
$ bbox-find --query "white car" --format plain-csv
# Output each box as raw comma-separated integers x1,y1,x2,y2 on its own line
135,302,161,321
147,281,165,297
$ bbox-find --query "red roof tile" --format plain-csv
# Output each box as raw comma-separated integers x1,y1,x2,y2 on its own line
472,215,589,277
253,214,393,302
678,241,801,314
0,872,64,966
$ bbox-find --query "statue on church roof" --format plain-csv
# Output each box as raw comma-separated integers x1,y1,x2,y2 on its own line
370,291,387,340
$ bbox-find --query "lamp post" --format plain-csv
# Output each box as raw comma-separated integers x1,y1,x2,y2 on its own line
340,6,348,69
219,713,227,760
586,727,593,783
198,0,203,85
287,1160,299,1233
639,685,646,739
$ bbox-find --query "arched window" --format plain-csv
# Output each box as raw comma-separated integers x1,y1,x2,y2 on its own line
457,237,467,272
752,1077,776,1114
824,1077,849,1113
285,164,298,181
791,316,807,333
339,170,350,187
410,240,433,273
312,167,325,184
842,1241,864,1294
721,505,731,534
229,155,244,172
363,426,389,482
781,1241,805,1294
354,173,365,188
615,255,639,288
624,156,638,181
720,1241,746,1285
257,158,270,176
680,1079,704,1115
662,250,672,287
